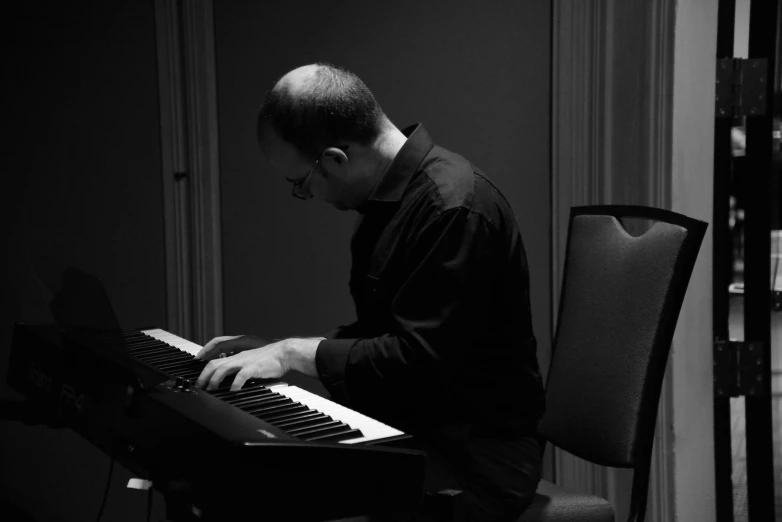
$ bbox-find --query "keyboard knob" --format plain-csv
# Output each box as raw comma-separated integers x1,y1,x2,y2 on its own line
182,380,192,392
175,377,184,389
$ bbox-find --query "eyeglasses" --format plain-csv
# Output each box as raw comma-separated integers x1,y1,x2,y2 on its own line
291,158,319,200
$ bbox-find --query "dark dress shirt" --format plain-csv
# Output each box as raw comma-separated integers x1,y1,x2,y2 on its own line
315,124,545,439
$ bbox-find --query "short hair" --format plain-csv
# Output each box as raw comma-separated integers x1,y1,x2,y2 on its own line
257,63,386,160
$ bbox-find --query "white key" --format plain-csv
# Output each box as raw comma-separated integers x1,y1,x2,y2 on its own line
141,328,203,357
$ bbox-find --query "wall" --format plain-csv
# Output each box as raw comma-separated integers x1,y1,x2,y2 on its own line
215,0,553,394
0,1,168,520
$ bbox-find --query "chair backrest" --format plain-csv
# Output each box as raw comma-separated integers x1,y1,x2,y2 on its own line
538,205,706,520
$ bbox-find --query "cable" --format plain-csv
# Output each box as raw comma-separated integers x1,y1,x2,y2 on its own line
147,486,153,522
94,455,115,522
772,230,780,293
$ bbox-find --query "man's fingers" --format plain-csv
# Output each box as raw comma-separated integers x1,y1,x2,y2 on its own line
230,370,253,392
195,358,234,389
195,335,243,360
205,360,240,391
195,359,221,389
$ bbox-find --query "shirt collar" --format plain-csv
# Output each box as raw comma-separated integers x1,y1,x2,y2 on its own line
365,123,434,208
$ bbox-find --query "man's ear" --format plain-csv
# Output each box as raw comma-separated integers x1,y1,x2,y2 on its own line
323,146,349,167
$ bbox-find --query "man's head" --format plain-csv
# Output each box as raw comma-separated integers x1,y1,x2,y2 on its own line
257,63,399,211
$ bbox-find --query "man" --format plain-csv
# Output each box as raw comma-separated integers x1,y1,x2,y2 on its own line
194,63,545,521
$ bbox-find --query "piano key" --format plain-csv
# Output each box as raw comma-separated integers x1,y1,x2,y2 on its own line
209,382,268,398
122,340,166,351
287,420,345,437
128,343,178,355
121,337,166,351
136,345,190,357
223,391,278,405
141,329,203,356
244,401,300,416
155,359,203,372
273,413,331,430
242,397,295,412
138,353,192,365
123,336,164,345
169,369,204,380
212,386,273,400
237,393,291,407
299,425,359,442
273,386,404,444
262,405,313,422
307,429,363,443
228,392,286,406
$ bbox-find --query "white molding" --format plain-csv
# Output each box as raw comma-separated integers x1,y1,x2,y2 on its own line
550,0,611,500
551,1,676,520
154,0,223,345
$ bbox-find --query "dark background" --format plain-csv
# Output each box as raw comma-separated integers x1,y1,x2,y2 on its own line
0,0,551,520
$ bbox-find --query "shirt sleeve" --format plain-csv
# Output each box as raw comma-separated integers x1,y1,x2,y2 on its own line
315,207,499,421
321,321,366,340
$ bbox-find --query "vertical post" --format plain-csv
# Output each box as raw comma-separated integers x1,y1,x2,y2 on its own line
744,0,779,519
713,1,737,521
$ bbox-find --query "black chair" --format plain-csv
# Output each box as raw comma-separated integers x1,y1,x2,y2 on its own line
519,205,707,522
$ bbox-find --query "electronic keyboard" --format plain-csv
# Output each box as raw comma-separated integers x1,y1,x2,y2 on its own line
6,323,426,521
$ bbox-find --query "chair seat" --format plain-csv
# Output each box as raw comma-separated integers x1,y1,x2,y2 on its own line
519,479,614,522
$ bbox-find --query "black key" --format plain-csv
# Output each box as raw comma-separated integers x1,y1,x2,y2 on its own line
156,359,203,372
144,357,194,369
160,369,202,380
215,379,234,391
123,336,164,345
250,402,309,419
130,346,180,358
210,382,268,397
144,354,193,366
144,359,192,371
213,386,274,401
304,428,363,443
122,343,170,354
169,369,203,380
263,405,312,422
225,391,280,406
274,414,331,430
138,352,190,364
288,421,345,437
241,397,294,411
244,401,299,416
224,392,280,407
270,411,324,428
125,340,169,351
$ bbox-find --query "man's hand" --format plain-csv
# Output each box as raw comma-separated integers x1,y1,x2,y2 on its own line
194,334,272,361
195,340,289,391
194,337,324,391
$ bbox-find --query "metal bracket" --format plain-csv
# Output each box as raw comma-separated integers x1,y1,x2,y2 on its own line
715,58,768,118
714,339,767,397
